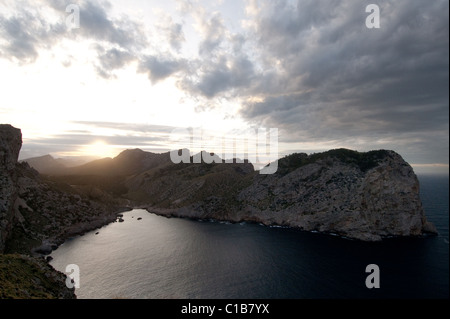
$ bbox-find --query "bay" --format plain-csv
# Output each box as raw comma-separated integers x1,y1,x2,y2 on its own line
50,174,449,299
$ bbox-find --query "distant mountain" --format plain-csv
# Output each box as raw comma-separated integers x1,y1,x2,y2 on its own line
21,154,99,175
55,156,100,167
21,154,67,175
21,149,172,177
65,148,172,176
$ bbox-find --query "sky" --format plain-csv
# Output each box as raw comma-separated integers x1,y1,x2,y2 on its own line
0,0,448,174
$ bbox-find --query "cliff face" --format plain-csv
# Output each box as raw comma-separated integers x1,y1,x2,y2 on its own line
145,149,437,241
0,124,22,253
1,124,129,250
0,124,75,299
234,150,437,241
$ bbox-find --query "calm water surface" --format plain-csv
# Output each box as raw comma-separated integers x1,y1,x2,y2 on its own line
50,174,449,299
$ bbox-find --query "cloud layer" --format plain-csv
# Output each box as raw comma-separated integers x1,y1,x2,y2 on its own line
1,0,448,165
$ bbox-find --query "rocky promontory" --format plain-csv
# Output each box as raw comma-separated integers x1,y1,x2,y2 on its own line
143,149,437,241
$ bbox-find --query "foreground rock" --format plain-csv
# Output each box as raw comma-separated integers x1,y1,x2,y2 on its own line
0,254,75,298
0,124,22,253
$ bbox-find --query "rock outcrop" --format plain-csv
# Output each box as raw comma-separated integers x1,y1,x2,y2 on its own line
233,150,437,241
0,253,75,299
0,124,22,253
144,149,437,241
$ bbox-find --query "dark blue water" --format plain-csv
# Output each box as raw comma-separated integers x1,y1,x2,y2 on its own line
50,174,449,299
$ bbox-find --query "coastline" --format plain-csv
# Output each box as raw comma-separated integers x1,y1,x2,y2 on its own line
144,206,438,242
31,206,133,257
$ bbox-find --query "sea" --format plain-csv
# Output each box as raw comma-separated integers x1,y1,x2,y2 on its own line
49,174,449,299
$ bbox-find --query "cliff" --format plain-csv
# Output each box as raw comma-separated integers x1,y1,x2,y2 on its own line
0,124,22,253
0,254,75,299
143,149,437,241
0,124,128,298
235,149,437,241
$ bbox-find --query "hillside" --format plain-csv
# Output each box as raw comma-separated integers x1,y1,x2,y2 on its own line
0,124,130,298
144,149,438,241
124,155,255,208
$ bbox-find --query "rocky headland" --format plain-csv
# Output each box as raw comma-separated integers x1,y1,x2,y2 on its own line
142,149,437,241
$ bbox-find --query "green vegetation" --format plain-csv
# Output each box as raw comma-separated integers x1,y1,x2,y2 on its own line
277,148,390,175
0,254,73,299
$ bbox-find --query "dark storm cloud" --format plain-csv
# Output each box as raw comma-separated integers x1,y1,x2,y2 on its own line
181,54,256,98
171,0,448,164
233,0,449,164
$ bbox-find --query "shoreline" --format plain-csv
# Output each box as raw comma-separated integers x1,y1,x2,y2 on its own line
31,206,133,257
33,202,440,259
144,206,438,242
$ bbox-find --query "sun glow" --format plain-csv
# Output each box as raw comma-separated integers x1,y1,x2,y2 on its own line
82,141,117,158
